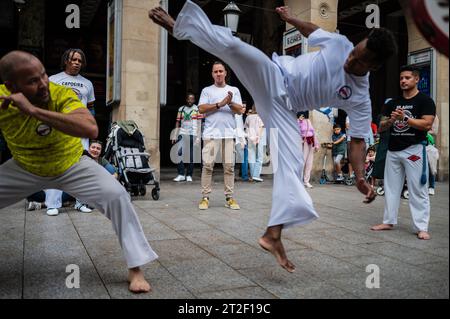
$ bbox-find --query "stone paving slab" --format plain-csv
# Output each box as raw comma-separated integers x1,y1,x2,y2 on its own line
0,171,448,299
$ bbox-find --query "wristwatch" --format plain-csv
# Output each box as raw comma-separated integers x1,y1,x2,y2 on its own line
216,103,220,109
403,115,410,122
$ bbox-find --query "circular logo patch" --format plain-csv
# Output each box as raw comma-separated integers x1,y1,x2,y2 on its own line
36,124,52,136
337,86,353,100
394,110,413,133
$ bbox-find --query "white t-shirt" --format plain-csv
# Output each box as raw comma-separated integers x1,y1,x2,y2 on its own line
49,72,95,106
199,84,242,139
272,28,371,139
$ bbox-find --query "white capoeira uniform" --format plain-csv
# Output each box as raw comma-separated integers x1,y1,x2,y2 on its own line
174,0,372,228
383,144,430,231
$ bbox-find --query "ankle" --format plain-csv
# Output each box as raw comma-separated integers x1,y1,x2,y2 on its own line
262,233,280,241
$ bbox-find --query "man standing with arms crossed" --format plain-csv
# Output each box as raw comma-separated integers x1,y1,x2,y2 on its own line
371,66,436,240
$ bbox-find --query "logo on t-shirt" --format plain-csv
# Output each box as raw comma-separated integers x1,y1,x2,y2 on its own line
36,124,52,136
394,110,413,133
71,88,82,101
337,86,353,100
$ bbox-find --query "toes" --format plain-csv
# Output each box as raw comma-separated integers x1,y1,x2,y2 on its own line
282,261,296,273
129,283,152,293
418,232,431,240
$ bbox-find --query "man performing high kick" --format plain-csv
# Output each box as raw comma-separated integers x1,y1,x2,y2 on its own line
149,1,397,273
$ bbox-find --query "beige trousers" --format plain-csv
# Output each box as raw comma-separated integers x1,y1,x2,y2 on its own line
201,138,235,197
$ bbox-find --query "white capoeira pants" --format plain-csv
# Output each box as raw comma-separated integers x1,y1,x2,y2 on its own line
174,0,318,228
45,188,64,208
383,144,430,232
0,156,158,268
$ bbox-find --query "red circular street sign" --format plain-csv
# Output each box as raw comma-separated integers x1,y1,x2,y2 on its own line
410,0,449,57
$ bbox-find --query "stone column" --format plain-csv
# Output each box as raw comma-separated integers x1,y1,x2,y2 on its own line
285,0,338,181
112,0,161,177
400,1,449,181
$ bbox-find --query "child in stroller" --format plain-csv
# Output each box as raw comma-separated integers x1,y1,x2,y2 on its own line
365,146,376,187
104,120,160,200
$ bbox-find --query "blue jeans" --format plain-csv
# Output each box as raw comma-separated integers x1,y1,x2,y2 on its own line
177,134,195,177
248,142,264,179
236,144,248,180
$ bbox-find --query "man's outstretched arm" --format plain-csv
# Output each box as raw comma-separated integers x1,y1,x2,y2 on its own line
276,6,319,38
349,137,376,203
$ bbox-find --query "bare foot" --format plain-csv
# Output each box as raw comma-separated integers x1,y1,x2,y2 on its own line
356,179,377,204
148,7,175,34
258,237,296,273
128,267,151,293
371,224,394,231
417,231,431,240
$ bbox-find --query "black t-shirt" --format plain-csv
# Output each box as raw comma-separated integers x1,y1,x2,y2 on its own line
383,92,436,152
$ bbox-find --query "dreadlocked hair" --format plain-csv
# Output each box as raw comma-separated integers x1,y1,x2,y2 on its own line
60,48,87,71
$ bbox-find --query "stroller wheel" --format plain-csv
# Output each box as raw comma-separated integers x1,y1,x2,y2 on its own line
402,189,409,200
345,177,355,186
376,186,385,196
139,185,147,196
151,188,160,201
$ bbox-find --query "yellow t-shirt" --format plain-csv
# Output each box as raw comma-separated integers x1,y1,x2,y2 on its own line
0,82,85,177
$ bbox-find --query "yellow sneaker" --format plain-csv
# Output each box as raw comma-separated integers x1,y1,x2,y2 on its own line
225,198,240,210
199,197,209,210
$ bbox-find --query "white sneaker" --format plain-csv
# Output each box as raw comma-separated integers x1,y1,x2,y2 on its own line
75,204,93,213
253,177,264,182
429,188,435,196
186,176,193,182
173,175,186,182
305,183,313,189
46,208,59,216
27,201,42,211
336,175,344,182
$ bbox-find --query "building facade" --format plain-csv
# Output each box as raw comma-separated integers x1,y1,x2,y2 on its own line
0,0,448,180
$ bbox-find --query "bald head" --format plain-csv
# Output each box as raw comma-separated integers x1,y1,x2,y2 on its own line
0,51,50,106
0,51,39,82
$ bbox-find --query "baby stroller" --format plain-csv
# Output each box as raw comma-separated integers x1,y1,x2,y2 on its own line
104,120,160,200
365,159,376,186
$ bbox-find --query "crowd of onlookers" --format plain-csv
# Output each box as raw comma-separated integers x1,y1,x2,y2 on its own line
170,88,440,200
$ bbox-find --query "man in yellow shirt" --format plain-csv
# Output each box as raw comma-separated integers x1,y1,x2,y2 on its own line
0,51,157,293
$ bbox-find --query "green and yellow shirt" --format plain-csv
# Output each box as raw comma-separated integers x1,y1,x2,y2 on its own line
0,82,85,177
